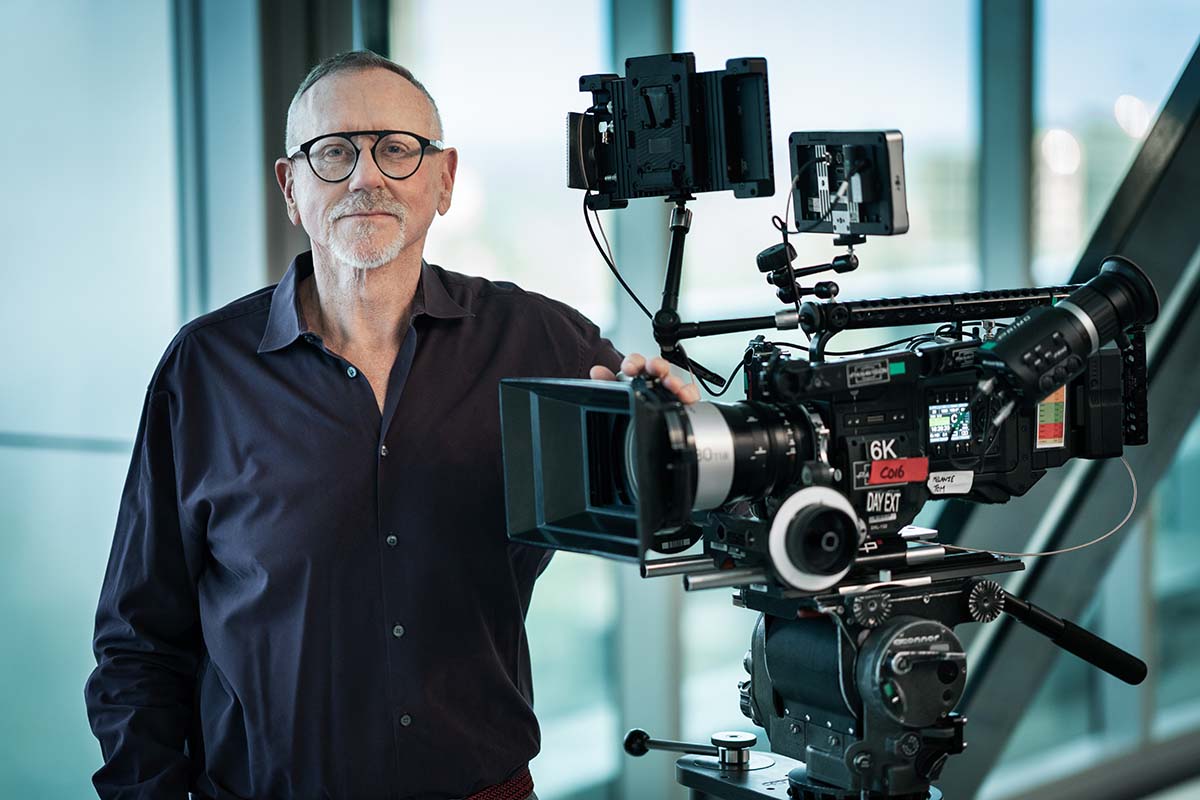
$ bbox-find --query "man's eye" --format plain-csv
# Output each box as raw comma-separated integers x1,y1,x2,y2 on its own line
316,146,351,160
383,144,416,157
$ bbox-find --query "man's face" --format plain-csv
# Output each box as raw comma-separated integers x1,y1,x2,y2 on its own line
275,68,456,271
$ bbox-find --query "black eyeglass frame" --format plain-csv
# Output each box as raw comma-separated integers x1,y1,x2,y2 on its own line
286,129,446,183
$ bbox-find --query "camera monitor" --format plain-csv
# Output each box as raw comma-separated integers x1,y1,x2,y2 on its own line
789,130,909,236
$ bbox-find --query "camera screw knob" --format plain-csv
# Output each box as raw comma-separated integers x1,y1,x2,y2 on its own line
851,592,893,628
898,733,921,758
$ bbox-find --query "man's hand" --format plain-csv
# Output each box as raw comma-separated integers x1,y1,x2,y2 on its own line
589,353,701,405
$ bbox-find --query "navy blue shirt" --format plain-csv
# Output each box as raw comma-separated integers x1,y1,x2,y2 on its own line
85,253,622,800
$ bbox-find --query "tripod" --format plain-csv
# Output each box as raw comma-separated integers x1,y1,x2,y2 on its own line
625,542,1145,799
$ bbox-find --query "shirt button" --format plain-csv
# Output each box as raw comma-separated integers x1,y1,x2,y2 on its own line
346,366,358,378
400,714,413,727
386,534,398,547
380,445,389,457
392,624,405,638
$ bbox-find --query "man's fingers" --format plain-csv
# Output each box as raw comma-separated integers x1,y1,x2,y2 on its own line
647,356,672,379
663,375,702,404
621,353,672,379
620,353,646,376
590,365,616,381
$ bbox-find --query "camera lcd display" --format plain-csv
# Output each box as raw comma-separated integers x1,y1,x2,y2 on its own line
928,402,971,443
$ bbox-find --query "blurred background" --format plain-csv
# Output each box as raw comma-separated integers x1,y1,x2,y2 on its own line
2,1,1199,798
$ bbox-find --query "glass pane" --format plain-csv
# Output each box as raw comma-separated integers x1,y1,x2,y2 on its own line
392,0,616,330
0,447,130,799
527,555,620,797
992,612,1097,762
1033,1,1200,283
0,2,179,442
681,590,761,743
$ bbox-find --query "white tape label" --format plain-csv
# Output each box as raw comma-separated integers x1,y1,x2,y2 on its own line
927,470,974,496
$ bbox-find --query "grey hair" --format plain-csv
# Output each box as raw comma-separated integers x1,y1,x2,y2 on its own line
285,50,443,148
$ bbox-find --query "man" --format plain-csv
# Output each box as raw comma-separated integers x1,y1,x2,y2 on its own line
85,50,698,800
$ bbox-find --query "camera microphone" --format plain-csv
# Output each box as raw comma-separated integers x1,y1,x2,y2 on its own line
978,256,1159,402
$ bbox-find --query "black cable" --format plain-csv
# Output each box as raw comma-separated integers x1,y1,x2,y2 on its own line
584,193,653,320
823,333,933,356
698,359,746,398
583,193,725,388
768,341,809,356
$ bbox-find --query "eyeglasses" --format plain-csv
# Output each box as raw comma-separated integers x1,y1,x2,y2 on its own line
286,130,445,183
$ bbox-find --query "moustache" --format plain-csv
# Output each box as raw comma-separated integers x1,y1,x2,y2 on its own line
328,192,407,223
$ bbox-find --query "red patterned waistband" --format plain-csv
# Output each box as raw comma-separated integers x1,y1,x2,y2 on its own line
464,766,533,800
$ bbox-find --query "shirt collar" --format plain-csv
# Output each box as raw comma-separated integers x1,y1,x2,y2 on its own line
258,252,472,354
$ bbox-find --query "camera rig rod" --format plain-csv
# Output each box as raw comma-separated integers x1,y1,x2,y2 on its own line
652,198,803,385
653,197,738,385
801,285,1080,361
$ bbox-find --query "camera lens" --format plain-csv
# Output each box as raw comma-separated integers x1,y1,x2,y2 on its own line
684,402,810,511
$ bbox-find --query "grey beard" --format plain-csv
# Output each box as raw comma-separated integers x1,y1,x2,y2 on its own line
328,213,408,271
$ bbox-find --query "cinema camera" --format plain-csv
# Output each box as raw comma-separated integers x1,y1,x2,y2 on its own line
501,53,1160,799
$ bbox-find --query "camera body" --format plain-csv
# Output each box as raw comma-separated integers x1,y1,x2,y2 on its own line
708,334,1140,582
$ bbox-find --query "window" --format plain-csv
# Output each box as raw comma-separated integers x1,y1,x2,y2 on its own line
974,12,1200,794
0,4,179,797
1032,1,1200,283
391,0,616,329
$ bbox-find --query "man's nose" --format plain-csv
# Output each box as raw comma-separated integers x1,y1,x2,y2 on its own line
346,140,388,191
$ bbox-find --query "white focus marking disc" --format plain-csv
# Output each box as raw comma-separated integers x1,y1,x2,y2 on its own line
768,487,864,592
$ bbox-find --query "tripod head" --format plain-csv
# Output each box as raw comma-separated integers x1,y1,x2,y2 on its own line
625,532,1145,799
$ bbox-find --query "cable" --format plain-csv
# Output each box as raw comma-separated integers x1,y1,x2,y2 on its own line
593,205,618,274
699,358,746,398
821,332,940,357
583,193,653,320
772,156,824,236
940,456,1138,558
582,193,726,390
767,341,809,356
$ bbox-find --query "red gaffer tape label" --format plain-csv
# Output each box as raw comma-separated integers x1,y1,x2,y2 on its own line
868,457,929,485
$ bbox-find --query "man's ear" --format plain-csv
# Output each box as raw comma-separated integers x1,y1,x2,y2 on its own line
275,158,301,225
436,148,458,216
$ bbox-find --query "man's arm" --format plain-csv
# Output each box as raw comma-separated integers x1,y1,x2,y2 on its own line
85,389,204,800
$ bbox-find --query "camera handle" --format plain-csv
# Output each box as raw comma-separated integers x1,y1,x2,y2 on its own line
624,728,759,768
984,582,1148,685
